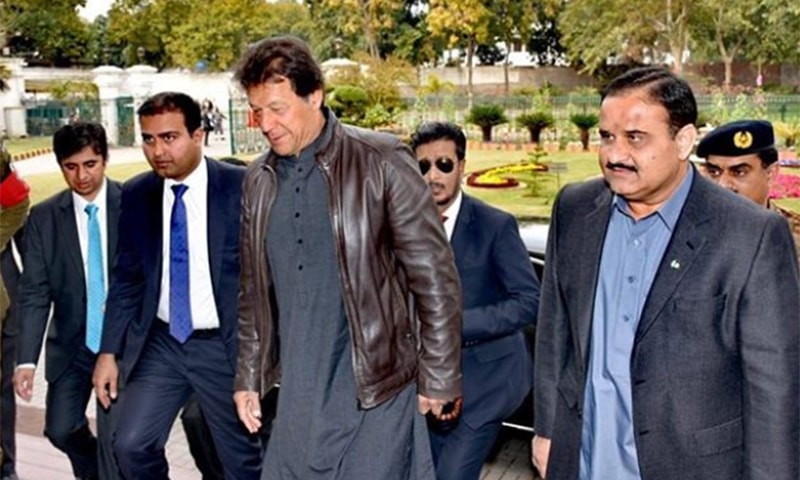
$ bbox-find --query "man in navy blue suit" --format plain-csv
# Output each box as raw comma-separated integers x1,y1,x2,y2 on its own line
411,122,540,480
92,92,261,479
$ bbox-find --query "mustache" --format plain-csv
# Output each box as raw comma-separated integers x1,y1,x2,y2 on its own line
605,161,637,172
428,182,446,190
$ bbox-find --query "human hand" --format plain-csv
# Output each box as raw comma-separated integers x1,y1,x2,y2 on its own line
531,435,552,479
234,390,262,434
13,367,35,401
418,394,461,420
92,353,119,409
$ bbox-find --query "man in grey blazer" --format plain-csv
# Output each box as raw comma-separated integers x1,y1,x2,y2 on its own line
14,123,121,480
532,67,800,480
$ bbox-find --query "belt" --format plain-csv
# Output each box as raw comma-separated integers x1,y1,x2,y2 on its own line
154,318,220,339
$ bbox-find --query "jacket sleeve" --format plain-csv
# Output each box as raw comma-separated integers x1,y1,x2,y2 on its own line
234,166,262,394
101,183,146,355
534,187,570,439
384,143,462,400
15,207,51,366
740,213,800,479
462,214,540,342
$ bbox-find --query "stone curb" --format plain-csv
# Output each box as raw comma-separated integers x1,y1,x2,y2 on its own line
11,147,53,161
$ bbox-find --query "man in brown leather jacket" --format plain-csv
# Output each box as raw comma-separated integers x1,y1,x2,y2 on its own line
232,36,463,479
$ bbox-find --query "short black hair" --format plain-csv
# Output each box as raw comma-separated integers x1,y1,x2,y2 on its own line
409,122,467,161
233,35,324,98
137,91,202,134
758,148,779,168
601,66,697,136
53,122,108,165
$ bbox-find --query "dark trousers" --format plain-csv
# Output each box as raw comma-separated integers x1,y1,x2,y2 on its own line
114,323,261,480
0,329,16,478
429,419,503,480
45,346,121,480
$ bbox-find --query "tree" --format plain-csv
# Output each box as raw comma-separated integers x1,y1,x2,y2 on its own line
486,0,539,95
517,111,555,143
4,0,90,66
467,104,508,142
526,2,567,66
570,112,599,151
559,0,693,74
320,0,405,58
427,0,493,108
690,1,754,90
166,0,271,71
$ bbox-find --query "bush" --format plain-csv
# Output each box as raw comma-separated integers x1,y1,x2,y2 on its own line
466,104,508,142
517,111,556,143
569,113,599,151
327,85,370,126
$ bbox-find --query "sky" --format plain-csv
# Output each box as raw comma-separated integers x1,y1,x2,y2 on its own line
78,0,113,21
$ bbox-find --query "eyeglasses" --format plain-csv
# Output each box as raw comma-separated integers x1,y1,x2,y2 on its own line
418,157,455,175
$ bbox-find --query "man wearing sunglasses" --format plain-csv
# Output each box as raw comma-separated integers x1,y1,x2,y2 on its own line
411,121,540,480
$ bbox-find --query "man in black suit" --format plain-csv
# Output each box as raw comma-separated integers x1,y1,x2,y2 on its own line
532,67,800,480
410,122,540,480
14,123,121,480
92,92,261,479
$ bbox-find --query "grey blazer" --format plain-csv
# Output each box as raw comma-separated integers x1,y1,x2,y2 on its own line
534,171,800,480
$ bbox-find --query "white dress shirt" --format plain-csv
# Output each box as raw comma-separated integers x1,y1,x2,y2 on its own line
440,190,463,242
156,157,220,329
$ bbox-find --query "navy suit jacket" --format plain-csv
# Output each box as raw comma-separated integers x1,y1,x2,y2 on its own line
101,159,244,382
535,172,800,480
452,195,540,428
17,180,121,382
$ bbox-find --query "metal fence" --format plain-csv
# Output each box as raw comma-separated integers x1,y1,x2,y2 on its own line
229,94,800,153
25,99,101,137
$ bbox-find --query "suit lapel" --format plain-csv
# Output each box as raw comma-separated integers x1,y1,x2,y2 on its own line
206,158,224,293
635,179,711,342
576,188,614,370
58,190,84,280
106,180,121,279
450,195,474,266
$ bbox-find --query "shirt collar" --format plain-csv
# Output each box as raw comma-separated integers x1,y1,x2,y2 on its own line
613,166,694,232
441,190,463,223
165,156,207,192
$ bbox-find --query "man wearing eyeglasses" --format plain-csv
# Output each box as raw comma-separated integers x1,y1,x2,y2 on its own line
411,121,540,480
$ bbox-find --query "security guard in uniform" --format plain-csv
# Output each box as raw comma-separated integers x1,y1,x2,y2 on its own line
696,119,800,260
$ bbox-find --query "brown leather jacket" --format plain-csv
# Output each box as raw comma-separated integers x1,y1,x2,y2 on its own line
235,113,463,409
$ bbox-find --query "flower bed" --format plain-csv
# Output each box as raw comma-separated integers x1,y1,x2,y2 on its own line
466,162,549,189
770,173,800,199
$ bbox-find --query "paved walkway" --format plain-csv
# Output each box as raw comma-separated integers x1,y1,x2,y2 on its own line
9,137,537,480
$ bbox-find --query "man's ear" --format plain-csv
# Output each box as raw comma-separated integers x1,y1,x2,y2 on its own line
675,124,698,161
767,161,780,182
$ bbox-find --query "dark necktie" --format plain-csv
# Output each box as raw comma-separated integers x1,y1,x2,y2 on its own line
170,184,193,343
441,215,448,223
85,203,104,353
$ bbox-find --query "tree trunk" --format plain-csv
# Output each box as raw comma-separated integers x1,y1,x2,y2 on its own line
580,129,590,151
723,58,733,92
482,126,492,142
466,36,475,110
529,127,542,144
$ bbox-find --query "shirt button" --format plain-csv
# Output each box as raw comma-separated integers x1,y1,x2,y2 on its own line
297,167,303,172
297,239,303,244
295,187,300,193
298,265,303,271
623,315,631,322
633,239,640,247
294,212,300,218
627,276,635,284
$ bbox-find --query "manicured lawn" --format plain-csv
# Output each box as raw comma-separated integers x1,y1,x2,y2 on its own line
5,136,52,155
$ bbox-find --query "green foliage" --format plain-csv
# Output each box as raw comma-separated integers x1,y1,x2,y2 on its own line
569,113,599,130
517,111,556,143
774,122,800,148
467,104,508,142
49,80,99,105
4,0,90,66
361,104,397,129
327,85,371,125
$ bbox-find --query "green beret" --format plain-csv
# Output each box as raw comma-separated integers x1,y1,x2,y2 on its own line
696,120,775,158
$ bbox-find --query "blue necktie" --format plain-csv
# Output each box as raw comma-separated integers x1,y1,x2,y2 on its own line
85,203,104,353
170,184,193,343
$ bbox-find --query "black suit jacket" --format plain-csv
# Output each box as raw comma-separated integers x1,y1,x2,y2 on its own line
17,180,122,382
451,195,539,428
535,172,800,480
101,159,244,382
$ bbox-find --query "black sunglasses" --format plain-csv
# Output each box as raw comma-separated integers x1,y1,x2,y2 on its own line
419,157,455,175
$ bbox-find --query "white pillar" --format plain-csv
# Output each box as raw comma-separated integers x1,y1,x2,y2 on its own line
125,65,158,147
92,65,124,146
0,58,28,137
